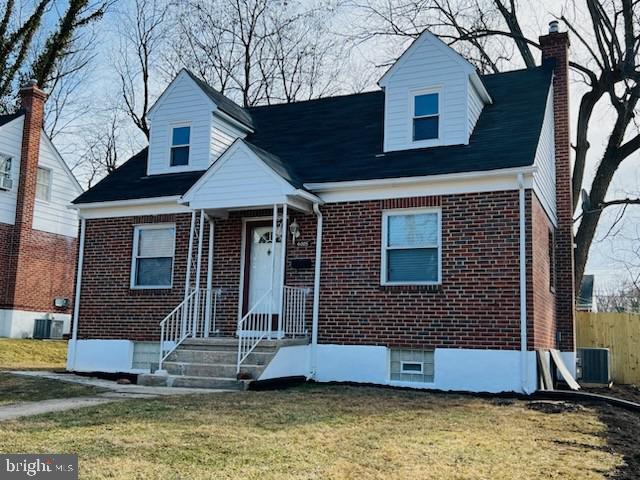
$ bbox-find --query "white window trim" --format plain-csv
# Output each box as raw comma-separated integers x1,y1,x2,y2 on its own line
0,153,12,191
380,207,442,286
400,361,424,375
408,86,442,147
169,122,191,168
35,165,53,203
130,223,176,289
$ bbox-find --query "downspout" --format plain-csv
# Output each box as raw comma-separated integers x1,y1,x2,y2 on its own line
310,203,323,378
68,216,86,371
517,173,530,393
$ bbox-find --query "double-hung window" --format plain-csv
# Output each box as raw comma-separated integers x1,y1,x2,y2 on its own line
170,125,190,166
0,154,12,190
131,225,176,288
412,91,439,141
35,167,51,201
382,209,441,285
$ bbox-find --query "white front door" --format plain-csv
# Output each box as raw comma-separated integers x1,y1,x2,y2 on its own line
247,225,282,315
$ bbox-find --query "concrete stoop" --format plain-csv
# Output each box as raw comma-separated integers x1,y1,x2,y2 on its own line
138,337,307,390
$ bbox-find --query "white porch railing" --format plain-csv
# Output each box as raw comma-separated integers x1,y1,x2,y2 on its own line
236,288,273,373
158,287,221,370
236,285,310,373
283,286,310,337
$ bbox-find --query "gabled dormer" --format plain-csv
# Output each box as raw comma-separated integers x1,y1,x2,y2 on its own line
379,30,492,152
146,69,253,176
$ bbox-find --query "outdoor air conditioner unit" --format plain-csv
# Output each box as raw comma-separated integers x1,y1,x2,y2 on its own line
33,318,65,339
50,320,64,339
0,175,12,191
576,348,611,386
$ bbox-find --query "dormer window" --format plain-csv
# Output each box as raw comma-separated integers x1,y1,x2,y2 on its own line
412,91,439,142
170,125,190,166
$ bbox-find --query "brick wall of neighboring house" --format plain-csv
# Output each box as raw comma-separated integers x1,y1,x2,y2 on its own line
0,222,13,307
540,30,575,352
1,82,75,316
530,192,556,350
79,191,553,351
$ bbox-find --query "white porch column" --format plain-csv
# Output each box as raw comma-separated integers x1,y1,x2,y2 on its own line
278,203,288,337
204,217,215,336
269,204,278,339
183,211,197,335
192,209,205,337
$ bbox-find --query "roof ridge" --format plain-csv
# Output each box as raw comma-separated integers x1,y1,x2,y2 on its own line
247,90,382,111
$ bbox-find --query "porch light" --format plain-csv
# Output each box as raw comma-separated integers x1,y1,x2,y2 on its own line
289,219,301,245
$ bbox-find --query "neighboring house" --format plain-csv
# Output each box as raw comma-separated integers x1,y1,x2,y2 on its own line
0,81,82,338
67,24,575,394
577,274,597,312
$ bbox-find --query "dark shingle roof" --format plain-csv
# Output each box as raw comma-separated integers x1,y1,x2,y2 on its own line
73,65,553,205
184,70,254,129
245,65,552,183
72,148,204,204
0,110,24,127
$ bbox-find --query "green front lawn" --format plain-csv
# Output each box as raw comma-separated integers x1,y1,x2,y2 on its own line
0,373,106,406
0,339,68,370
0,385,622,479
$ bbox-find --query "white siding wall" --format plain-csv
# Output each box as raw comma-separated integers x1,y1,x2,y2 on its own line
0,116,24,225
532,86,557,225
211,115,246,161
147,73,215,175
382,35,472,152
32,136,80,237
187,144,292,210
467,80,484,134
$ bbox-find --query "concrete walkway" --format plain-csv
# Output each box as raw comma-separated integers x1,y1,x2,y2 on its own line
0,371,229,421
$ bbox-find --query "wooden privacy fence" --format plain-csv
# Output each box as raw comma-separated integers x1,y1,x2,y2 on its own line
576,312,640,385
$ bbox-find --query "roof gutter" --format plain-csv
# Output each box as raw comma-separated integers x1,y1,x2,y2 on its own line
68,195,183,210
304,166,537,193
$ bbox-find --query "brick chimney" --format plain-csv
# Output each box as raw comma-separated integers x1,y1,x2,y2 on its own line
539,22,575,352
6,80,48,310
15,80,47,231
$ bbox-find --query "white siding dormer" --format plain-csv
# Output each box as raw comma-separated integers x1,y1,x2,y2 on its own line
379,30,491,152
147,70,249,176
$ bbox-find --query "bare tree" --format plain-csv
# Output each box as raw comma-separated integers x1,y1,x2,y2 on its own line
164,0,346,107
0,0,110,112
352,0,640,288
115,0,170,139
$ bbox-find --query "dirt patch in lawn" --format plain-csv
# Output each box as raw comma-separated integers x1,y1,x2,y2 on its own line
0,339,67,370
0,373,107,406
0,385,623,479
596,404,640,480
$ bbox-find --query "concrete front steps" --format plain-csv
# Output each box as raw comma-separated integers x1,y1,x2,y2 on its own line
138,337,308,390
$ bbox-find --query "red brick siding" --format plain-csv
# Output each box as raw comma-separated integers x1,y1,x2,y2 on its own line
0,222,13,307
540,32,575,351
78,190,558,351
77,214,191,340
317,192,522,349
530,192,556,349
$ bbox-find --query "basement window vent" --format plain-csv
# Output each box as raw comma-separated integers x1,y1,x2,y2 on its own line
390,349,434,383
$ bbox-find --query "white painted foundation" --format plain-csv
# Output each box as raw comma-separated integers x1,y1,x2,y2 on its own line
71,339,576,394
0,309,71,338
262,344,549,393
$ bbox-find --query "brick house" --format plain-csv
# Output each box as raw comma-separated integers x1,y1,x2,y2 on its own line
0,82,82,338
68,25,575,393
